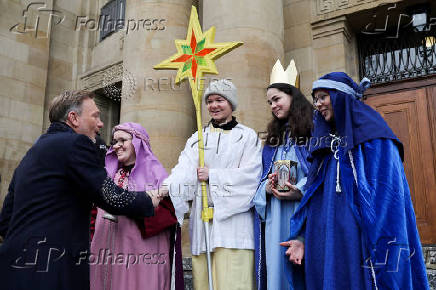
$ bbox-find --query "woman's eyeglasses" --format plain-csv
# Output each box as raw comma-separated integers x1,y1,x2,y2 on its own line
313,94,328,106
110,138,132,146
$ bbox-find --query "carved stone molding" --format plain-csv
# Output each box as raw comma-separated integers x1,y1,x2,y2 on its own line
79,61,123,92
318,0,335,14
338,0,349,8
316,0,393,15
312,16,352,42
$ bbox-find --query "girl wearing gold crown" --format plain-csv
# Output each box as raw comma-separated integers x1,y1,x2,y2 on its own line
253,60,312,290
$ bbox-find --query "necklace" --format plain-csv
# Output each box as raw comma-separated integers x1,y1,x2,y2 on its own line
329,133,342,193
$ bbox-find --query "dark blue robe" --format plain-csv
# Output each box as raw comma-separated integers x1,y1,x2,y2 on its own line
287,72,429,289
288,138,429,290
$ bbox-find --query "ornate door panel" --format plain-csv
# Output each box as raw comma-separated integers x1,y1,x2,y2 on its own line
365,86,436,244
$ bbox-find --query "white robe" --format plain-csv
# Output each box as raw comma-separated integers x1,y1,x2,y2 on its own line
164,123,262,255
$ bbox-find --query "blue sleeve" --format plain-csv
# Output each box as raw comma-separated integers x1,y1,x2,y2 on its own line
253,179,268,220
295,176,307,196
351,139,429,289
294,145,310,192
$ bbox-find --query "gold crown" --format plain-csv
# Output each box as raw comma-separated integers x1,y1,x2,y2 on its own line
269,59,300,88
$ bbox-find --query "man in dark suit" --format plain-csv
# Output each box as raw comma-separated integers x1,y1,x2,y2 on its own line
0,91,160,290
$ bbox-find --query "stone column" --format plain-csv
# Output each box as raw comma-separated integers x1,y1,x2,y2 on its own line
0,1,52,202
121,0,195,259
283,0,315,98
43,0,92,131
312,16,359,80
202,0,285,133
121,0,195,171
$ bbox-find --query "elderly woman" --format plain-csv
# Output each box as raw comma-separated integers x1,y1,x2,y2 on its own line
253,80,312,290
281,72,429,289
160,79,262,290
90,122,181,290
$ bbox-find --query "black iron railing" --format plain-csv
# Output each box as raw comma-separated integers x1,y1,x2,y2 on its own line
358,30,436,85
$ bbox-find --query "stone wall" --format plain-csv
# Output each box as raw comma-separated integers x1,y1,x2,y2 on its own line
0,0,52,203
313,0,402,19
425,246,436,289
202,0,284,133
283,0,315,98
429,269,436,290
42,0,87,131
119,0,195,174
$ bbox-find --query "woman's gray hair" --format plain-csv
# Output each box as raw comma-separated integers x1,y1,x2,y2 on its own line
49,90,95,123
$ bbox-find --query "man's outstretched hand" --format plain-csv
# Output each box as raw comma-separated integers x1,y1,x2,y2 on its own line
280,239,304,265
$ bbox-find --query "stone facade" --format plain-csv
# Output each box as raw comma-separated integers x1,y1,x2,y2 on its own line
0,0,366,202
429,269,436,290
284,0,314,98
425,246,436,270
202,0,284,131
0,0,52,202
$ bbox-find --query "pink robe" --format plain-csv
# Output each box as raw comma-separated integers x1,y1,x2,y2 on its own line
90,169,171,290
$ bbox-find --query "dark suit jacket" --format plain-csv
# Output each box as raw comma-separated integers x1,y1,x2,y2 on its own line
0,122,154,290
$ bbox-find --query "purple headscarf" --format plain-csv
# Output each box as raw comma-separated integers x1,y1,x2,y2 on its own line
105,122,168,191
94,123,184,289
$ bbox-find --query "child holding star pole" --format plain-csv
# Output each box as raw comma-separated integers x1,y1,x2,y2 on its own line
159,79,262,290
154,6,259,290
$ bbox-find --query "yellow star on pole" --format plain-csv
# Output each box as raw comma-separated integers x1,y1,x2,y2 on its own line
154,6,243,224
154,5,242,107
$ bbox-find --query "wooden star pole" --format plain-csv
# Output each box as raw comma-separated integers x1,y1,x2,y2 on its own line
154,6,242,290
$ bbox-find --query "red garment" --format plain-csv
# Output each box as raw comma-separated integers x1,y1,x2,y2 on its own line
90,206,97,241
89,166,177,240
117,166,178,238
143,197,177,238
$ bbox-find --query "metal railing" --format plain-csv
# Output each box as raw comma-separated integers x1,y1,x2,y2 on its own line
358,30,436,85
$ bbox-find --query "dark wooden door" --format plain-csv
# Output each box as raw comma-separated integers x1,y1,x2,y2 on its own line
365,81,436,244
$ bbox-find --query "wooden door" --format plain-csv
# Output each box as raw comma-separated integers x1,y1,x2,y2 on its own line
365,82,436,244
94,91,120,144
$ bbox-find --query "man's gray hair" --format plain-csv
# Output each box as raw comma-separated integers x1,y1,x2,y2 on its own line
49,90,95,123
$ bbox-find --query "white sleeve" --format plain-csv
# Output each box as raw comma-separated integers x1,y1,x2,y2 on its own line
208,128,262,221
163,133,199,225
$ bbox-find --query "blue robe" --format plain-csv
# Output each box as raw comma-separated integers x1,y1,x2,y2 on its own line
288,138,429,289
253,143,309,290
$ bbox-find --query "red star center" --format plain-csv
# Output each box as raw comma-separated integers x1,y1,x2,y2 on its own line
172,30,216,81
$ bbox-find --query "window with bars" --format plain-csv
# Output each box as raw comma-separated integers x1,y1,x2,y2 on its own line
358,7,436,87
358,31,436,85
99,0,126,41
